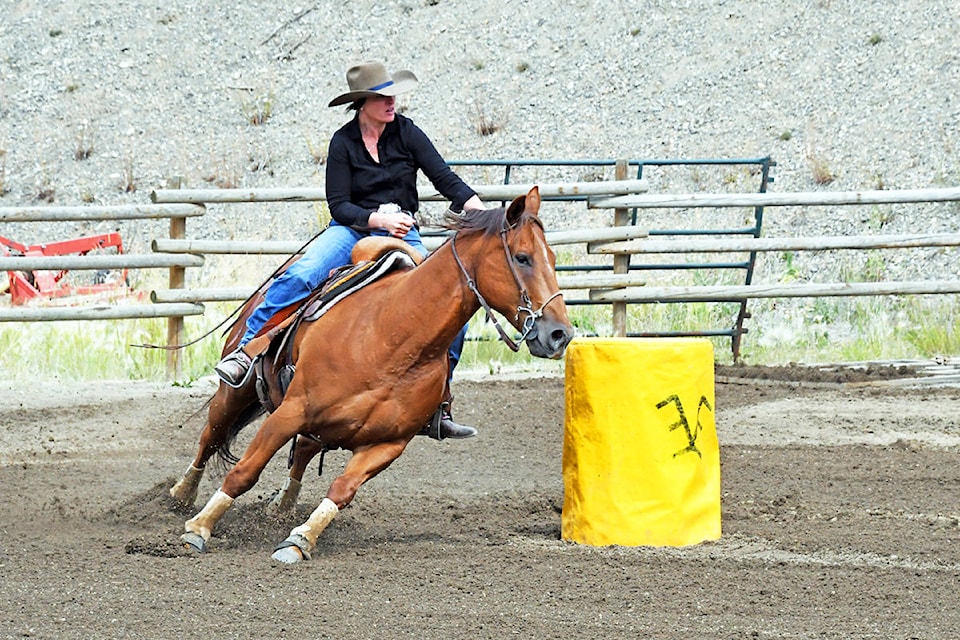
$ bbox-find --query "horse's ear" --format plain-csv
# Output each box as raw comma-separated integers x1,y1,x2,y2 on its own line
524,186,541,216
506,186,541,226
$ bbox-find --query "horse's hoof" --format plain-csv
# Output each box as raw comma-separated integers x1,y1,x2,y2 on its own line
169,466,204,507
263,491,286,517
264,491,296,516
169,484,195,505
264,477,302,516
169,493,196,509
271,534,311,564
271,546,306,564
180,532,207,554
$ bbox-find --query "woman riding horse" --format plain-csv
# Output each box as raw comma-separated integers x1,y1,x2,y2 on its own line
177,187,574,563
215,61,484,441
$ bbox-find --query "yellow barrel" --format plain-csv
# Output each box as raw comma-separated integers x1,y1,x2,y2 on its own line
561,337,721,546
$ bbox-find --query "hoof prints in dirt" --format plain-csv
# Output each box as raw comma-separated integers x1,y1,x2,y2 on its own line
6,377,960,637
121,485,565,558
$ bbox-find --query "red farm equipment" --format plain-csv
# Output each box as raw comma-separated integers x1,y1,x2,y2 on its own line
0,232,130,305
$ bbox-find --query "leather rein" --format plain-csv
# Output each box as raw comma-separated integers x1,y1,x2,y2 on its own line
450,215,563,352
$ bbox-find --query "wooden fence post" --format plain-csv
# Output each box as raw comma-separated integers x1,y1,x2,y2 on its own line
166,175,186,379
612,158,630,337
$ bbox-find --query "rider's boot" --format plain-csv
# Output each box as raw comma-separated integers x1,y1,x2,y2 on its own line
420,397,478,440
214,347,253,387
437,401,479,439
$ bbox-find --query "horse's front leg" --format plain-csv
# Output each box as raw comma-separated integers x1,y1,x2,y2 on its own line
271,439,408,564
180,403,301,553
265,435,326,515
169,383,258,507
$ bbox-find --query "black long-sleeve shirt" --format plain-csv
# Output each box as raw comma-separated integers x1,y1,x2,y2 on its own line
325,113,477,230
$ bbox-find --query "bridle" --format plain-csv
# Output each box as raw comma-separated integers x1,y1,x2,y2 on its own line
450,215,563,352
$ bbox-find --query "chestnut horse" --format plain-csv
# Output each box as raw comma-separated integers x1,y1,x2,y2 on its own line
171,187,573,563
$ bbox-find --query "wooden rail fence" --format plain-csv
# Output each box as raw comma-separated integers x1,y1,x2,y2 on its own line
1,179,650,376
0,202,205,374
0,202,205,323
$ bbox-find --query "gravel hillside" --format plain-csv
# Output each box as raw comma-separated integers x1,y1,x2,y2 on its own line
1,0,959,291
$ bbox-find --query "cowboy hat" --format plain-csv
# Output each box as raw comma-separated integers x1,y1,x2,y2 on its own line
327,61,419,107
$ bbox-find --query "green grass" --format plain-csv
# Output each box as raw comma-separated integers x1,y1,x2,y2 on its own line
740,295,960,364
0,308,230,383
462,295,960,371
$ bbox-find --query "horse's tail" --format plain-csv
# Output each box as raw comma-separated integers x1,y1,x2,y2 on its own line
215,402,268,468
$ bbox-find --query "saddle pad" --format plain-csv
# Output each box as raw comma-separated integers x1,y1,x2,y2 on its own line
303,249,416,322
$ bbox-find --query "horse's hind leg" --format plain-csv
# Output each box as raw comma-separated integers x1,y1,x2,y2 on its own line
170,384,259,507
272,440,407,564
181,403,302,553
265,435,325,515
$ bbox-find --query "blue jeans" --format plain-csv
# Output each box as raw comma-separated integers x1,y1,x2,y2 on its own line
241,221,466,377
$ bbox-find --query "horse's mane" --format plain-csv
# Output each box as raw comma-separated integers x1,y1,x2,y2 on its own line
442,206,507,235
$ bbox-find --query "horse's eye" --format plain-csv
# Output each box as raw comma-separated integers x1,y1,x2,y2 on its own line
515,253,532,267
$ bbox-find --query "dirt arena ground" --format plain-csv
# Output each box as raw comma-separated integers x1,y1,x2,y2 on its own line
2,364,959,639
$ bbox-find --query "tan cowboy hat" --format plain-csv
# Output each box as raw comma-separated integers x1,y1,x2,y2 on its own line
327,61,419,107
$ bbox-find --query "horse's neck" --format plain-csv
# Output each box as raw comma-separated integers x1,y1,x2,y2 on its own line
386,239,480,347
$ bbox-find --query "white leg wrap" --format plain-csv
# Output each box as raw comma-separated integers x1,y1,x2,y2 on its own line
290,498,339,547
170,464,204,502
184,489,234,541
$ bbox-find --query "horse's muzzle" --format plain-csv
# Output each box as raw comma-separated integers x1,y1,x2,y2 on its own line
525,318,575,359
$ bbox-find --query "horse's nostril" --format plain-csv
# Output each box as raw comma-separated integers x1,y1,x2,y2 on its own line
551,328,572,347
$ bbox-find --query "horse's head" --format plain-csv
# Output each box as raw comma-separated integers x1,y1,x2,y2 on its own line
448,186,574,359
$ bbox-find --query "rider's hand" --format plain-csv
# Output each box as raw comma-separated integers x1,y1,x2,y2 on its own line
463,194,486,211
368,208,415,238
